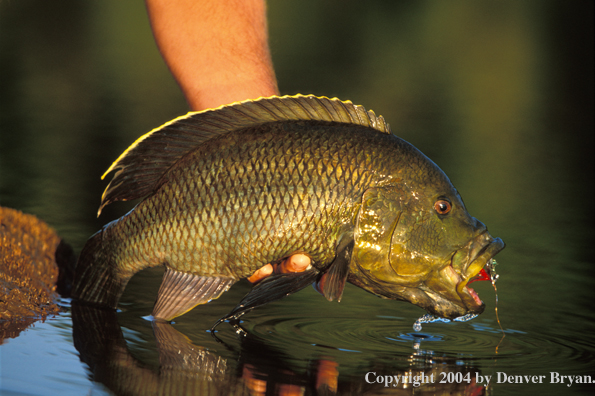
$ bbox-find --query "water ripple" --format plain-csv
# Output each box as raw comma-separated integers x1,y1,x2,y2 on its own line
235,309,594,377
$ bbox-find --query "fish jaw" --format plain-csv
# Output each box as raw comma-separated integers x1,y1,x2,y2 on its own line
348,229,505,319
422,233,505,319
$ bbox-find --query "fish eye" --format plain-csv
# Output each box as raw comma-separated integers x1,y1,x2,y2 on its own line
434,199,452,215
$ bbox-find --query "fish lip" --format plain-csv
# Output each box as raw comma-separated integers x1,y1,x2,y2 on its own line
455,234,505,311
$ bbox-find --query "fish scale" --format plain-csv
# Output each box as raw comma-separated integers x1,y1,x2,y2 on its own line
106,124,381,279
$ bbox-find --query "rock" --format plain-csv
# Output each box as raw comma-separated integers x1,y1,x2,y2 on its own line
0,206,75,342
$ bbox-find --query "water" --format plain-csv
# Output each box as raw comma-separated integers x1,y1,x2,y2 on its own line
1,1,593,395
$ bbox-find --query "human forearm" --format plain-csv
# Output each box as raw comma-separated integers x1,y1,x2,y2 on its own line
145,0,279,111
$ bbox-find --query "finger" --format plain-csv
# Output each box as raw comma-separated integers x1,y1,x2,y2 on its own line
247,263,273,284
276,254,311,274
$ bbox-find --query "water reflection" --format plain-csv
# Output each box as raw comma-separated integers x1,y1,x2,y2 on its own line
72,303,487,395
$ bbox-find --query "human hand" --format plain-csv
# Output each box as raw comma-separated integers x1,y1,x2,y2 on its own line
247,254,311,284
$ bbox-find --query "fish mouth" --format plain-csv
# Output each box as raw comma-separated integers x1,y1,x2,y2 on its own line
424,231,505,319
455,233,505,306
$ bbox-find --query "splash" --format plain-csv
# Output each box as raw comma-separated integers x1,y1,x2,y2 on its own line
412,312,479,332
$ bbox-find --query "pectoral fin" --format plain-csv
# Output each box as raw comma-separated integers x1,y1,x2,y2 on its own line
211,268,319,331
314,238,354,302
152,268,235,321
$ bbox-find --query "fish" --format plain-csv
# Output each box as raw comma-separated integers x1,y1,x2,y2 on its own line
72,94,505,326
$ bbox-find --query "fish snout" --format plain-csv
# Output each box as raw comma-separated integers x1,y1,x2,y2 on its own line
471,217,487,235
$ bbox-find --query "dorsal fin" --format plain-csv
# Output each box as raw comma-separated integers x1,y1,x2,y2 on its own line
98,94,391,215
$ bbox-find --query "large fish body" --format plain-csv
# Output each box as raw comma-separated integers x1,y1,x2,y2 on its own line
72,95,504,322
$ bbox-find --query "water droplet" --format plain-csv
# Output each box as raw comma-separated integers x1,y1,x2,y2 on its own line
453,313,479,322
413,312,480,330
487,258,506,353
412,313,452,330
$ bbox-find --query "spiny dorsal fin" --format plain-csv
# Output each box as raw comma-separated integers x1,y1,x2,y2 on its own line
98,94,391,215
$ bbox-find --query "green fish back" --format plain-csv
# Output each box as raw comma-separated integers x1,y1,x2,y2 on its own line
98,95,391,215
